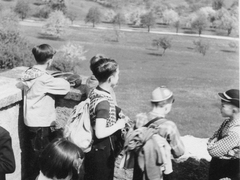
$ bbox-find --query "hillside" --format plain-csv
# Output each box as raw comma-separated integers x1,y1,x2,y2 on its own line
0,0,237,21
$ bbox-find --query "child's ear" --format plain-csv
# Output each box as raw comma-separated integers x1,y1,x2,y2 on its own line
107,76,112,83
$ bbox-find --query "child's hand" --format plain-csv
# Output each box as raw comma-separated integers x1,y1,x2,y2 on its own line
227,147,240,158
207,138,217,147
116,118,126,130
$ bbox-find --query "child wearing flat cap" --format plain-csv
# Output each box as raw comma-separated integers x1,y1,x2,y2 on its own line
207,89,240,180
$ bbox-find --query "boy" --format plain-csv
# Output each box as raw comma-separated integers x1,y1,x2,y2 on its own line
133,86,185,179
21,44,70,180
0,126,15,180
207,89,240,180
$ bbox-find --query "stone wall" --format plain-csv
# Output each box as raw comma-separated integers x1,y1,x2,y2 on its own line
0,67,212,180
0,67,88,180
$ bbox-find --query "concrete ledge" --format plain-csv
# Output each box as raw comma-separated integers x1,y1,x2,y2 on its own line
0,77,22,109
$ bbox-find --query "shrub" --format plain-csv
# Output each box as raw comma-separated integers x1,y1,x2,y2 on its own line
14,0,30,20
33,5,51,19
0,9,33,70
152,36,172,55
0,29,34,69
50,42,87,74
193,39,210,56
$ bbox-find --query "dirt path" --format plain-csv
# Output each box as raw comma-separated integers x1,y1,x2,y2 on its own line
19,19,239,41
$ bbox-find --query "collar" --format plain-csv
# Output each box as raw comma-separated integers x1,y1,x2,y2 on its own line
32,65,49,74
96,86,110,94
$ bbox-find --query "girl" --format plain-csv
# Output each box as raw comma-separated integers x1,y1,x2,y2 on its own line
36,138,84,180
84,57,126,180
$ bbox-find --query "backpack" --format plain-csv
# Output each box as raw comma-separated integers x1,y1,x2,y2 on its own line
63,98,93,153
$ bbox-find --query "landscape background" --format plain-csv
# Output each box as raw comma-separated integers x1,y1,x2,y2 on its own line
0,0,239,137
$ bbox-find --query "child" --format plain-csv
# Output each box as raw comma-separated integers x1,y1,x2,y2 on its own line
84,57,127,180
0,126,15,180
207,89,240,180
133,86,185,180
36,138,84,180
21,44,70,179
86,54,117,104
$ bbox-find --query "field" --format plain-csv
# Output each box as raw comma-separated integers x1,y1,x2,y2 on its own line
18,21,239,138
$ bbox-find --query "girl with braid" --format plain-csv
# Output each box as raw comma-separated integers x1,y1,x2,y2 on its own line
84,57,127,180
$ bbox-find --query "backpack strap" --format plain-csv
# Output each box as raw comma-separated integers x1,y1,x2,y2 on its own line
143,117,165,127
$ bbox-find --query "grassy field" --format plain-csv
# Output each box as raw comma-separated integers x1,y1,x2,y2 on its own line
18,22,239,138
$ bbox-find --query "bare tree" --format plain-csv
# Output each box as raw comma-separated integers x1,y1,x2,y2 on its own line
152,36,172,55
112,12,126,29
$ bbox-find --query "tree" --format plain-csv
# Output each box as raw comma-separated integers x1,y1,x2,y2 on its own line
212,0,224,10
152,36,172,55
47,0,67,13
42,10,70,38
66,11,77,24
112,12,126,29
33,5,52,19
85,7,102,28
140,11,156,32
185,0,210,12
162,9,179,25
190,11,209,36
215,7,238,36
193,39,209,56
14,0,30,20
162,9,180,33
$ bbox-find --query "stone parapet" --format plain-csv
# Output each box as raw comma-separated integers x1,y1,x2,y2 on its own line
0,67,89,180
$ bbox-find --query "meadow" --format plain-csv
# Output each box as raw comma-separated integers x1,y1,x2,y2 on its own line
18,21,239,138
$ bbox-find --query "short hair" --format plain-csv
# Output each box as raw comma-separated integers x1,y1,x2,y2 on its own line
39,138,84,179
90,54,106,72
32,44,56,64
91,57,118,83
151,95,175,107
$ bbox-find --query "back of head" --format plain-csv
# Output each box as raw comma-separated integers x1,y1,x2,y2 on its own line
90,57,118,83
39,138,84,179
32,44,56,64
90,54,106,72
151,86,174,107
218,89,239,108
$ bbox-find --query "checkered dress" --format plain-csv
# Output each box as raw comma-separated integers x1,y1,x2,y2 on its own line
207,118,240,158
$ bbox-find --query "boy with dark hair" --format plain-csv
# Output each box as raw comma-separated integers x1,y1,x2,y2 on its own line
207,89,240,180
21,44,70,180
0,126,15,180
131,86,185,180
